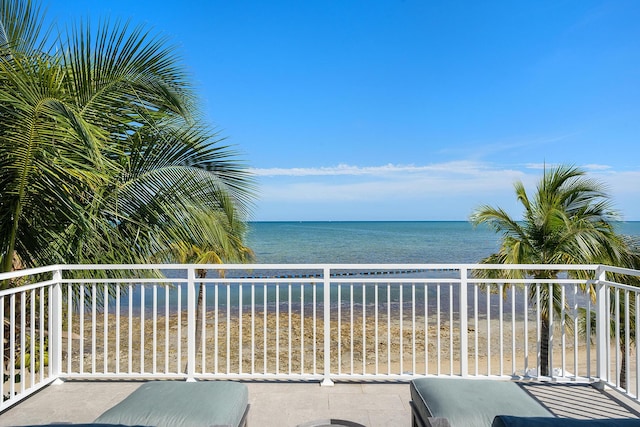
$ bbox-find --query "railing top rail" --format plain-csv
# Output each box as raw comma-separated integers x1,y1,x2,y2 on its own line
469,277,593,284
59,262,465,270
0,263,606,286
601,265,640,277
468,263,598,271
56,263,601,271
600,279,640,292
0,264,61,281
0,278,58,297
40,276,602,286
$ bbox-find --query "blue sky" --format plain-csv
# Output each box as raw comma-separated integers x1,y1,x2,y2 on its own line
48,1,639,221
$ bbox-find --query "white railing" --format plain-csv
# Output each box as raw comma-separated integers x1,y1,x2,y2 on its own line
1,263,639,411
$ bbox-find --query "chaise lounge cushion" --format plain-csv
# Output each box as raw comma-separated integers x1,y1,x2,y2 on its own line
492,416,640,426
94,381,248,427
410,378,552,427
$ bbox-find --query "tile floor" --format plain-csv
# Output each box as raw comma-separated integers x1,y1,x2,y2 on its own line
0,380,412,427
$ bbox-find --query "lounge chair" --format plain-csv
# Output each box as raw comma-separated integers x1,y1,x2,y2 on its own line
492,416,640,426
93,381,249,427
410,378,552,427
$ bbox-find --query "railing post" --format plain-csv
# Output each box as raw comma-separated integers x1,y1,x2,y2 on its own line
321,266,334,386
595,266,609,384
50,269,63,382
459,267,468,377
187,267,197,382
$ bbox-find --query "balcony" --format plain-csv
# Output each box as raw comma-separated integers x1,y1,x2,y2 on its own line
1,263,640,425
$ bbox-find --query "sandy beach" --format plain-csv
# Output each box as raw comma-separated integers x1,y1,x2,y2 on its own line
61,307,628,384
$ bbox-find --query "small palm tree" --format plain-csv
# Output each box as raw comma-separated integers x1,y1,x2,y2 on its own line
470,165,630,376
155,213,254,365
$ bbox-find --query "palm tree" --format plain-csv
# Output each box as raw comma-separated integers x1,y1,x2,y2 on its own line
0,0,255,279
470,165,630,376
155,213,255,353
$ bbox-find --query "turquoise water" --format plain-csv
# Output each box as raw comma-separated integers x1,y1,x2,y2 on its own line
246,221,640,264
137,221,640,312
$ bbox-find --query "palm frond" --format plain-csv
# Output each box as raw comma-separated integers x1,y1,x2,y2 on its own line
0,0,50,56
1,0,256,275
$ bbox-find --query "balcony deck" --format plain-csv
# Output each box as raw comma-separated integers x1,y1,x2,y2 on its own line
3,264,640,425
1,380,640,427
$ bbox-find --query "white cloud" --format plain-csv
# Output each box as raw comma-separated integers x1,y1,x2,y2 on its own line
591,170,640,192
525,162,613,172
257,162,526,202
583,164,612,171
252,161,506,178
252,161,640,220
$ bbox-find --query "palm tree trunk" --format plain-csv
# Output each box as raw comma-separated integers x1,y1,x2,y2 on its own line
540,317,550,377
184,270,206,374
620,343,627,390
195,280,205,352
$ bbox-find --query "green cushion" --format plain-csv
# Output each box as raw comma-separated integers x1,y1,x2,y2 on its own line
410,378,553,427
94,381,248,427
493,416,640,427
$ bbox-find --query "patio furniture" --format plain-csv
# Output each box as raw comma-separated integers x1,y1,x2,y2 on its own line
93,381,249,427
492,416,640,426
410,378,552,427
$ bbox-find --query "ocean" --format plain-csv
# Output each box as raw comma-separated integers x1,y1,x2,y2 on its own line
245,221,640,265
126,221,640,313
